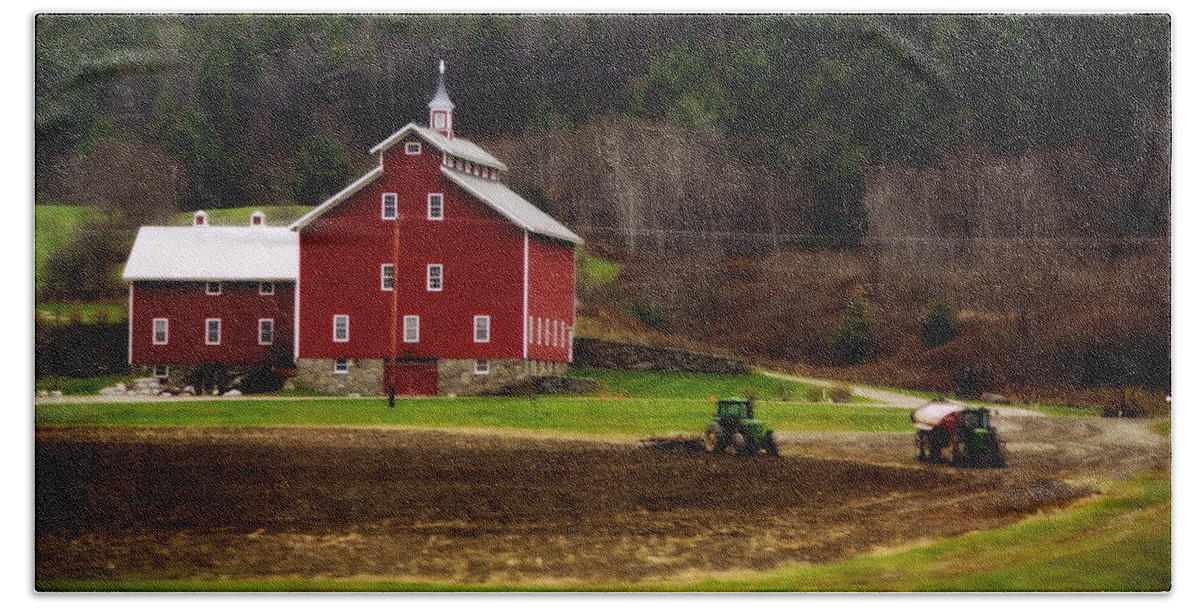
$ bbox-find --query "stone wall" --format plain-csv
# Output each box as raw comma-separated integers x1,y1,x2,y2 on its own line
571,338,747,375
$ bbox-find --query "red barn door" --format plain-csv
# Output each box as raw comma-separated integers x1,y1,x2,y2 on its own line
384,359,439,396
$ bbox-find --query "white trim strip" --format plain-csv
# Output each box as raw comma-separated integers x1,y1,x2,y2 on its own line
522,231,529,359
293,270,301,361
127,284,134,365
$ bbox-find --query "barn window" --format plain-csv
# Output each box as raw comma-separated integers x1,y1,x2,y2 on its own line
259,282,275,295
426,264,443,291
474,359,490,375
427,193,444,220
334,358,349,374
405,141,422,155
206,282,221,295
474,315,491,343
333,315,349,342
205,319,221,345
381,264,395,291
154,365,169,378
381,193,398,220
403,315,420,343
258,319,274,345
152,318,168,345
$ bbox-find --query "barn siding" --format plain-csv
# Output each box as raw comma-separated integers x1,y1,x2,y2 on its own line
297,137,529,362
130,280,294,366
526,234,576,363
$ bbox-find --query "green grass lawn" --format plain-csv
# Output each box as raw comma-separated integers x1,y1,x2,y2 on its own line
34,394,911,436
34,205,103,292
566,366,869,403
35,367,904,434
41,470,1170,592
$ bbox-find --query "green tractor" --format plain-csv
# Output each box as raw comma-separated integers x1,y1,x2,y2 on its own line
704,397,780,456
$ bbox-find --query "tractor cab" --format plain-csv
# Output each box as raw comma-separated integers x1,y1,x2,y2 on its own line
715,398,754,421
961,406,991,431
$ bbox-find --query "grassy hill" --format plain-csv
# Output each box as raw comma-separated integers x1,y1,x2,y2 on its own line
171,206,314,227
34,205,102,292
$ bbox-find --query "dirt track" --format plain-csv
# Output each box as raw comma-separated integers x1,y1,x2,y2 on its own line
35,410,1167,585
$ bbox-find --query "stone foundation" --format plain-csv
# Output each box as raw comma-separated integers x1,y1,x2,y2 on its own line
438,358,566,396
295,358,387,396
294,358,568,396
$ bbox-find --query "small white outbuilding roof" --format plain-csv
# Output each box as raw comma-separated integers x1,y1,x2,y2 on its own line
122,225,299,282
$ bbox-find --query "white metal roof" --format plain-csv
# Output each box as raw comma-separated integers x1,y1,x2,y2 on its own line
122,226,299,281
441,167,582,245
370,123,508,171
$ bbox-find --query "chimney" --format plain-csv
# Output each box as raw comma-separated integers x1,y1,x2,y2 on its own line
251,210,265,226
193,210,208,227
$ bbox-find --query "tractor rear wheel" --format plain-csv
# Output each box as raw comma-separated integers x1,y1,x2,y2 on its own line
731,432,748,455
764,431,780,457
705,423,727,454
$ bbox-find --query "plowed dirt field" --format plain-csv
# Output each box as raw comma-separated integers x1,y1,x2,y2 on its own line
36,411,1165,585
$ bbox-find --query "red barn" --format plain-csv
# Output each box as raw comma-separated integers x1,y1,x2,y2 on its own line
124,62,581,395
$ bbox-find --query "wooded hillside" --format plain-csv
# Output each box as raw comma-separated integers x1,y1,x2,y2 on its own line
34,14,1171,393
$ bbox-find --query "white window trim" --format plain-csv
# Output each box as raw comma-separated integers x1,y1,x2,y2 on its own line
381,264,395,291
205,318,221,345
474,359,490,375
381,193,398,220
552,320,559,347
334,358,349,374
152,318,169,345
258,318,274,345
206,282,221,296
427,193,444,220
154,365,169,378
474,315,491,343
403,315,420,343
405,141,422,155
333,315,349,343
426,264,443,291
260,282,275,296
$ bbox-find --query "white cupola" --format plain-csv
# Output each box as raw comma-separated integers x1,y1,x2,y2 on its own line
428,59,455,139
193,210,208,227
250,210,265,226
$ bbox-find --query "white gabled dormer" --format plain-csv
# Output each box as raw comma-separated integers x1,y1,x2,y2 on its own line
251,210,265,226
193,210,208,227
428,59,454,139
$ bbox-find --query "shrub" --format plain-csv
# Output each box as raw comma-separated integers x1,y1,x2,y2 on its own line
955,365,994,399
630,299,672,333
802,386,828,402
829,296,882,365
920,298,959,349
39,218,131,302
831,383,854,403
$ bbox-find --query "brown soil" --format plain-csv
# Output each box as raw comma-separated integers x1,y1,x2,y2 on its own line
35,415,1166,585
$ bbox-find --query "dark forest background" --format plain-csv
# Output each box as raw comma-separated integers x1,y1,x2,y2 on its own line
34,14,1171,395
